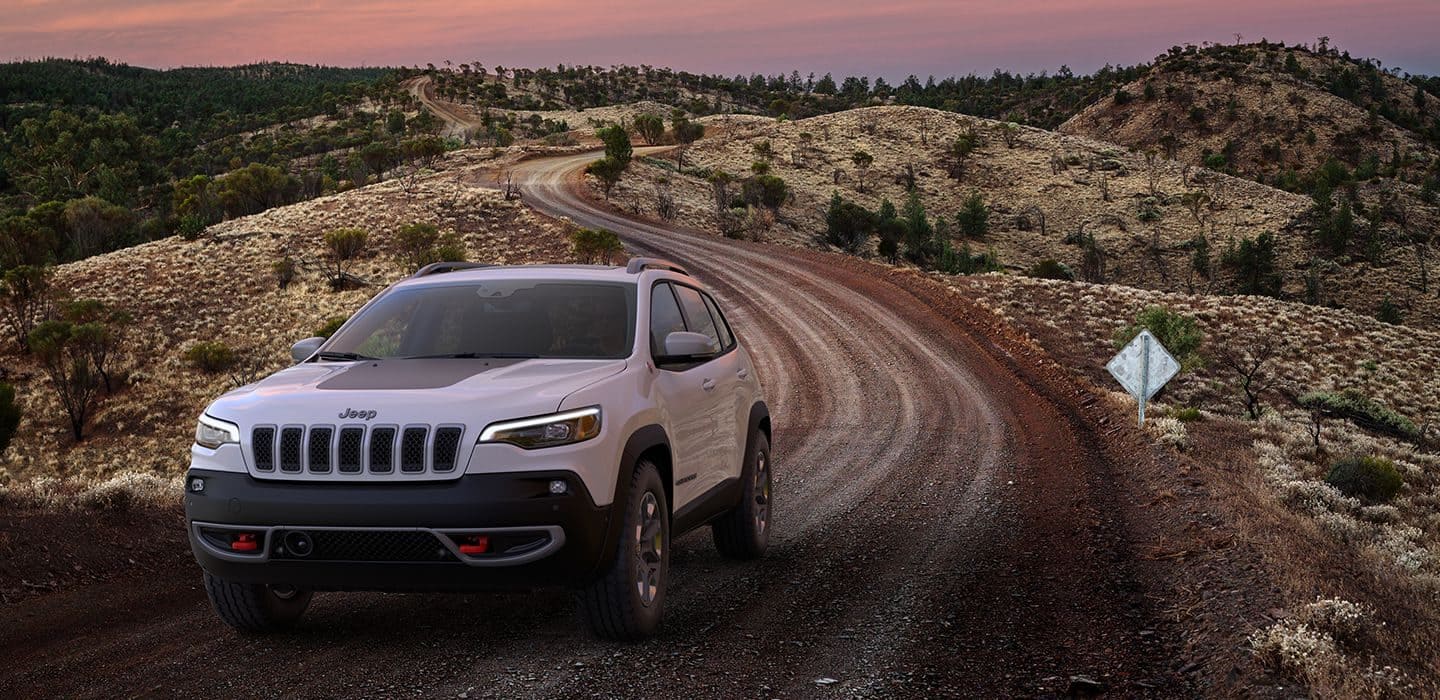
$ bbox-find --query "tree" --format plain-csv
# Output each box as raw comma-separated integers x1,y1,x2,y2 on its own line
875,198,905,264
707,170,734,213
0,265,54,352
743,174,787,210
0,214,58,268
0,382,20,455
851,150,874,193
569,228,624,264
29,319,108,442
61,196,132,259
323,227,369,290
1217,338,1281,420
824,192,875,253
58,298,130,393
900,191,934,264
956,191,990,238
670,111,704,167
596,124,632,166
395,222,441,271
634,113,665,145
997,122,1020,148
587,157,627,198
217,163,300,217
1223,231,1282,296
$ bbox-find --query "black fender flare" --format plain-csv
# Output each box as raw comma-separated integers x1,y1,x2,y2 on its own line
587,424,671,581
744,400,771,464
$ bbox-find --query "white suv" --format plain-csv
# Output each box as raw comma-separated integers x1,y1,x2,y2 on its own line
185,258,772,640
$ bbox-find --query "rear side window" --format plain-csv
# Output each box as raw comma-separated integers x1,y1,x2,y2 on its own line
649,283,687,355
701,293,735,350
673,285,721,352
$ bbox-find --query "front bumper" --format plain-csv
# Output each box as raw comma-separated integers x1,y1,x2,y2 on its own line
184,469,618,592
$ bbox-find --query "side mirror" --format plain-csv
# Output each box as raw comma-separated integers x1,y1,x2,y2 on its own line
291,337,326,363
658,331,718,365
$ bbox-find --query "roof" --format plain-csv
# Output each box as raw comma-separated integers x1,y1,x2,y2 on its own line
394,259,692,290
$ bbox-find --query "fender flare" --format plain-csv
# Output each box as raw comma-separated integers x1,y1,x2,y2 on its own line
587,424,670,581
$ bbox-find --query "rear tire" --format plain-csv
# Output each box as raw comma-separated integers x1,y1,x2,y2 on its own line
203,572,313,633
578,458,670,641
712,431,771,559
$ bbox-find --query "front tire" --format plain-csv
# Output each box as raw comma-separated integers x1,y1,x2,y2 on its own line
203,572,312,633
712,431,772,559
578,458,670,641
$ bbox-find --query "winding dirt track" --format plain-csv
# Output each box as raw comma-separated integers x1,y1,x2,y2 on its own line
0,154,1184,698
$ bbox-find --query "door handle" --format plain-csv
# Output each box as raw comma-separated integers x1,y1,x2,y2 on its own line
701,378,716,391
736,368,750,380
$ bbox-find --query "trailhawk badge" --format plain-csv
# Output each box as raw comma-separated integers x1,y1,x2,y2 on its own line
338,408,378,420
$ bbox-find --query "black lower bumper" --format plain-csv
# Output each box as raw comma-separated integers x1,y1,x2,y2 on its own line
184,469,618,592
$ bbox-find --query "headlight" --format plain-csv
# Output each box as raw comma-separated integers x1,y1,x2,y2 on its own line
479,407,601,449
195,414,240,449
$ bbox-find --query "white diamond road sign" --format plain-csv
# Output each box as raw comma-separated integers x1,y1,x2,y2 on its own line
1106,329,1180,425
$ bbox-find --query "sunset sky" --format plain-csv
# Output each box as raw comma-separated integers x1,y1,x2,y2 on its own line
4,0,1439,78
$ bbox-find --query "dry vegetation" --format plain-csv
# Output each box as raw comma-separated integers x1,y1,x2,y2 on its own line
945,272,1440,695
0,154,573,486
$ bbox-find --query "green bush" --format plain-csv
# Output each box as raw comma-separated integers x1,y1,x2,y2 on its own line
1325,455,1403,502
0,382,20,453
315,316,348,339
1172,407,1202,422
1028,259,1075,281
1300,390,1420,441
185,341,236,373
1114,306,1204,370
569,228,624,265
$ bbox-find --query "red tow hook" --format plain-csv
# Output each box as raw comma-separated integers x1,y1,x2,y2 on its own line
457,535,490,556
230,532,259,552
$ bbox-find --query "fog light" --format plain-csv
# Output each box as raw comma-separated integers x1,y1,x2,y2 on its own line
548,479,568,495
189,477,205,493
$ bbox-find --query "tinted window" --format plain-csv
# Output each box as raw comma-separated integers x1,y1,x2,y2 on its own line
702,293,735,349
326,280,636,360
673,285,721,352
649,283,687,355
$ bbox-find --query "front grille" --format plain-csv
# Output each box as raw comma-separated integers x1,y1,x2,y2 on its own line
279,427,304,472
247,423,464,479
280,530,456,562
307,427,333,473
400,427,428,473
252,427,275,471
369,427,396,473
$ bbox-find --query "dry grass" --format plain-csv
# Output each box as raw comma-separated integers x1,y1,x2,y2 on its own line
0,157,573,486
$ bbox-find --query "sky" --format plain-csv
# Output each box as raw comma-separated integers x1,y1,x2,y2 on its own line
3,0,1439,79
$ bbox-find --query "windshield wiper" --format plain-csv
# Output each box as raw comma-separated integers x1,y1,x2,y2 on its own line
399,352,540,360
313,351,378,362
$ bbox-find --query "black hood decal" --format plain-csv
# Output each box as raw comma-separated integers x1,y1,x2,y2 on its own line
316,358,527,391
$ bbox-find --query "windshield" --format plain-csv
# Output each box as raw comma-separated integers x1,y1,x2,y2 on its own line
324,280,637,360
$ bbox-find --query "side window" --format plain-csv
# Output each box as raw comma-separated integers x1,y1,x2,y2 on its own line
701,293,735,350
673,285,721,353
649,283,687,356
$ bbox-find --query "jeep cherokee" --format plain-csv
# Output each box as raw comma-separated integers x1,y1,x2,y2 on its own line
185,257,772,640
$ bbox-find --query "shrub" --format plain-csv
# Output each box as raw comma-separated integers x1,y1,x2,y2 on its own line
29,319,108,441
1222,231,1282,297
323,227,368,290
744,174,788,209
76,472,176,511
1377,295,1403,324
955,191,989,238
1027,259,1075,281
1172,407,1202,422
1114,306,1204,370
185,341,237,373
1325,455,1403,503
586,156,626,198
0,264,55,352
272,257,296,289
315,316,348,339
824,192,874,253
0,382,20,453
569,228,624,265
1300,390,1420,441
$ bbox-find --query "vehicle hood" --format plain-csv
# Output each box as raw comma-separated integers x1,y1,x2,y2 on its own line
206,358,626,430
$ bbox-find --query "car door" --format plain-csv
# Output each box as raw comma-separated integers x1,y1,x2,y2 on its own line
699,291,747,481
669,284,737,496
648,282,715,510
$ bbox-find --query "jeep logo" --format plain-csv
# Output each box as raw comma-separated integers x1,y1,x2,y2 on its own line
338,408,378,420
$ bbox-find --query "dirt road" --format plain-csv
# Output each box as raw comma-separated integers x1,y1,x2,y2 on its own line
404,76,480,138
0,154,1187,698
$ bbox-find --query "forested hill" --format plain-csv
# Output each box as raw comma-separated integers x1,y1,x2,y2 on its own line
0,58,394,134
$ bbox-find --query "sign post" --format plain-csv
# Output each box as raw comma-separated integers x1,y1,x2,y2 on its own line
1106,329,1180,426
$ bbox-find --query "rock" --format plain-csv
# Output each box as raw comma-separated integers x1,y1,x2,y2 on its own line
1067,675,1107,696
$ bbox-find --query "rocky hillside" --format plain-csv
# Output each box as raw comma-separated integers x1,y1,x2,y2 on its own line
0,152,572,482
1062,42,1440,326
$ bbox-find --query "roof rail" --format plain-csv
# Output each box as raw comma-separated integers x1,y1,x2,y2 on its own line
411,261,496,278
625,257,689,276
